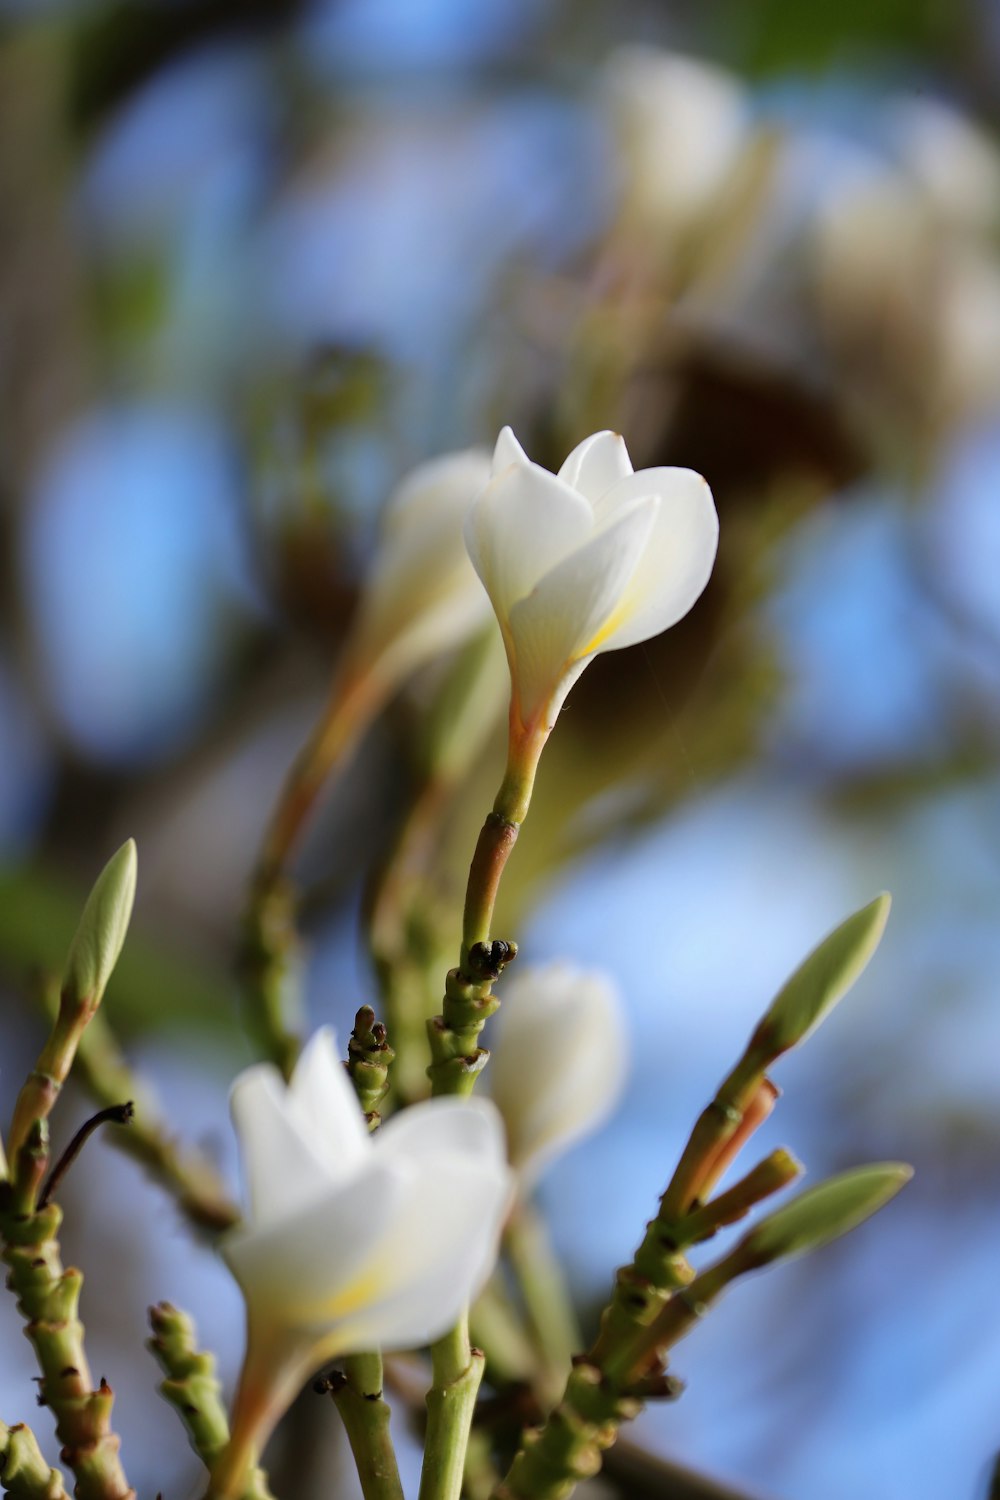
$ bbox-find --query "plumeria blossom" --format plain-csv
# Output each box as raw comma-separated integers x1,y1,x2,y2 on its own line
256,446,494,877
217,1030,513,1488
489,962,628,1190
345,447,495,686
464,428,718,806
602,46,750,237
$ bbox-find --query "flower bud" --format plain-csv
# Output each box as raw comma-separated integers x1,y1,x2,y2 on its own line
603,46,749,237
62,839,137,1008
488,962,628,1188
737,1163,912,1271
347,448,494,686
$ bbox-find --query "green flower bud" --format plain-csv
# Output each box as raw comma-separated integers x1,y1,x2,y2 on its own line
752,893,891,1060
738,1162,912,1270
62,840,137,1007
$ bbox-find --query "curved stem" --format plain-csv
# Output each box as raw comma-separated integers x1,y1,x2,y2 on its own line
461,721,548,961
241,665,387,1076
427,722,549,1099
504,1203,580,1407
204,1337,304,1500
256,668,387,887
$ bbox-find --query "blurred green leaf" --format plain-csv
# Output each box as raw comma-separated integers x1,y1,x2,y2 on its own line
715,0,960,75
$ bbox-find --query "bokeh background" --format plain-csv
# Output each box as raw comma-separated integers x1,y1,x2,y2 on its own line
2,2,1000,1498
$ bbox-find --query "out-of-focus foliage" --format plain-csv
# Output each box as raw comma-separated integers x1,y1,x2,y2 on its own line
2,1,1000,1498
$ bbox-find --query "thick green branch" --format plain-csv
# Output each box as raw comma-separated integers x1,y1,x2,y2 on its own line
318,1357,403,1500
0,1199,133,1500
328,1021,403,1500
0,1423,69,1500
418,1313,485,1500
147,1303,273,1500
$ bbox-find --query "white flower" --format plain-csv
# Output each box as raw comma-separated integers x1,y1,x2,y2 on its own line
603,46,749,235
221,1030,513,1461
347,448,495,685
889,96,1000,236
489,963,628,1189
935,244,1000,418
464,428,718,750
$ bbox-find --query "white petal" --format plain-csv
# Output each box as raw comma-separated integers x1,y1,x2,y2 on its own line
465,461,594,625
230,1064,336,1228
557,431,633,501
287,1028,371,1187
506,496,658,726
490,964,627,1186
350,450,492,674
381,449,491,538
604,47,747,229
223,1160,407,1334
374,1095,507,1170
331,1153,514,1353
491,425,530,475
590,467,718,652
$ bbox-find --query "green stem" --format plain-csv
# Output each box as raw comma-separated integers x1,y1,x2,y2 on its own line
460,813,520,964
491,1361,645,1500
658,1057,769,1222
8,993,97,1160
367,781,449,1105
323,1355,404,1500
238,874,302,1081
0,1201,133,1500
0,1423,69,1500
606,1254,742,1385
679,1151,802,1246
241,669,385,1077
332,1022,403,1499
418,1311,485,1500
469,1278,537,1386
255,670,384,889
147,1303,273,1500
462,1429,501,1500
493,1129,797,1497
346,1007,395,1125
504,1205,580,1406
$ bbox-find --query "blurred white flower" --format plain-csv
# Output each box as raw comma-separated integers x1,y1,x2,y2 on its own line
464,427,717,768
346,447,495,685
936,244,1000,418
255,447,495,877
218,1030,513,1485
602,46,749,235
811,147,1000,423
889,96,1000,236
489,962,628,1189
812,160,932,349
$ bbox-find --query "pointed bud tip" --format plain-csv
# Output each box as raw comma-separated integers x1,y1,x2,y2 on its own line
757,892,892,1059
742,1161,912,1269
62,839,138,1008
